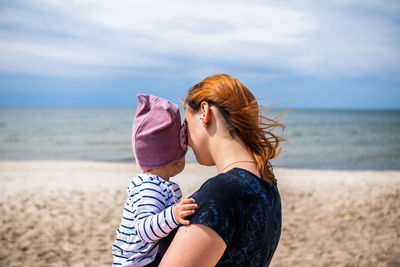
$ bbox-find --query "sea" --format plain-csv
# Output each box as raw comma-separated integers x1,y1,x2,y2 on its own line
0,108,399,170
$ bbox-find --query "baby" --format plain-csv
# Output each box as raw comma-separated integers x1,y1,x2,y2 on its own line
112,94,197,267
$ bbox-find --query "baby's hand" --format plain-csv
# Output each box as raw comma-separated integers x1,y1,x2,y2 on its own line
173,198,197,226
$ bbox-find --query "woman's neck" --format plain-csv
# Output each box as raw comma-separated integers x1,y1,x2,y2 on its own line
210,134,259,176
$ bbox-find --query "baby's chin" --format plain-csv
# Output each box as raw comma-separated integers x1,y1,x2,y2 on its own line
172,165,185,177
169,159,186,177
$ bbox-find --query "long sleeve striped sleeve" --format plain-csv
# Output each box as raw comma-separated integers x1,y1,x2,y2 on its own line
133,186,179,243
135,205,178,243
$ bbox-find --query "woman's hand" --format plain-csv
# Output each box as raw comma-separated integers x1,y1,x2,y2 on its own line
173,198,197,225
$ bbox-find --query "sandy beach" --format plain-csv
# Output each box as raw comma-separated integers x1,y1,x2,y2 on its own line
1,160,399,267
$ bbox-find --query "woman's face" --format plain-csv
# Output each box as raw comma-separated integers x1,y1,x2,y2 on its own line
185,109,213,166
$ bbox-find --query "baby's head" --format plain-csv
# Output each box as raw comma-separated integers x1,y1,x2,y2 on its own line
132,94,188,177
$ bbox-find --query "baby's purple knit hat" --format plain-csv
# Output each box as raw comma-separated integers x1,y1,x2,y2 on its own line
132,94,188,170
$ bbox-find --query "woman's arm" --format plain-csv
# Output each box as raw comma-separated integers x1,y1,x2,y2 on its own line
159,224,226,267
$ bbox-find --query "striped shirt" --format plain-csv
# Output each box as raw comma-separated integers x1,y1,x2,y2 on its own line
112,173,182,267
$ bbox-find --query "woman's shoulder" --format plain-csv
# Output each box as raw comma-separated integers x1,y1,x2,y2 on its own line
203,167,275,187
189,171,237,202
196,170,242,193
193,168,278,200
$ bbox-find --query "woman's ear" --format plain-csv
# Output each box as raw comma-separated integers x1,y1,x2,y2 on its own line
200,101,210,124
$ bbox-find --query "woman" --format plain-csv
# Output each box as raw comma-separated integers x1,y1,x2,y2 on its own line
159,74,284,266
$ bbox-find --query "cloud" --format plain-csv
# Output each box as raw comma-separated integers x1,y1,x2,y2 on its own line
0,0,399,78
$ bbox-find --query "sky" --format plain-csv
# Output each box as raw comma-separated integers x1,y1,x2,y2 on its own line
0,0,399,109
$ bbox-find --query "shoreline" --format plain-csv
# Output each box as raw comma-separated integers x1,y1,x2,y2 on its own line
1,158,400,172
1,160,399,266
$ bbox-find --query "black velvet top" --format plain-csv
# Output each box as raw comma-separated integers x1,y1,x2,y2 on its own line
188,168,282,267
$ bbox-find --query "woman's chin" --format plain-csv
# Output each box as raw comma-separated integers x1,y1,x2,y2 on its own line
195,156,214,167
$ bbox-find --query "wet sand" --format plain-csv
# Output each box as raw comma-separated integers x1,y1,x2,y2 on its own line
0,161,399,266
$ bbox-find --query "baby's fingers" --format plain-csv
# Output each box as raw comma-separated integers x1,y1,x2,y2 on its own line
179,209,196,218
179,218,191,225
180,198,196,205
180,203,198,211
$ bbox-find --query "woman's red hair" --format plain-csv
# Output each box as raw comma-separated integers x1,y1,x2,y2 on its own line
183,74,284,182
